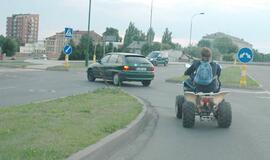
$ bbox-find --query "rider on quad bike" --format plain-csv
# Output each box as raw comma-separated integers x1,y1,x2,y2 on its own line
175,47,232,128
184,47,221,93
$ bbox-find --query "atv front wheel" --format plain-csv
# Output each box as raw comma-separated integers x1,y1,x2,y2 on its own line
217,101,232,128
182,101,195,128
175,95,185,119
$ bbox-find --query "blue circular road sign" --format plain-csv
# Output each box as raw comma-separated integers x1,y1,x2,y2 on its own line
237,48,253,63
63,45,72,55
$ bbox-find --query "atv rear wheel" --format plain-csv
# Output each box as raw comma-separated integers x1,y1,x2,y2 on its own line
182,101,195,128
217,101,232,128
175,95,185,119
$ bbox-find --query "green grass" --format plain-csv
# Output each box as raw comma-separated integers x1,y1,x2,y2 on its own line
0,60,33,68
0,88,142,160
166,66,260,89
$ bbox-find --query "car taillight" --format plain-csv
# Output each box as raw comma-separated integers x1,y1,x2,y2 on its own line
123,66,129,71
149,67,155,72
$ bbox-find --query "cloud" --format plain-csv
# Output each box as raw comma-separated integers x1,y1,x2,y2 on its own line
102,0,270,11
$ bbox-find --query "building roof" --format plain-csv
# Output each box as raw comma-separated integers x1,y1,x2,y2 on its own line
127,41,147,49
45,35,56,40
56,30,101,38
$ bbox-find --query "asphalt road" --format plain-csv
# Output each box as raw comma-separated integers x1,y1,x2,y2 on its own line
1,64,270,160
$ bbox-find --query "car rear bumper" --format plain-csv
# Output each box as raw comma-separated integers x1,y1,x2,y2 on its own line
120,71,154,81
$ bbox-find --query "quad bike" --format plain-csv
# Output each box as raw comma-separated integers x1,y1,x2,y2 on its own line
175,64,232,128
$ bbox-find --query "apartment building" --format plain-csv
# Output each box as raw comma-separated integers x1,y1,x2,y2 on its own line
6,14,39,45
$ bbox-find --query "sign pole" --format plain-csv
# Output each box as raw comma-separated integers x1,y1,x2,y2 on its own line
64,55,69,68
240,64,247,87
93,44,97,63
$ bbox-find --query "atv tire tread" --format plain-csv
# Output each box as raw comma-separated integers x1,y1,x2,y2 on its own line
217,101,232,128
182,101,195,128
176,95,185,119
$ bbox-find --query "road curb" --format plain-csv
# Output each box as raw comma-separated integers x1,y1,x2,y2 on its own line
66,95,154,160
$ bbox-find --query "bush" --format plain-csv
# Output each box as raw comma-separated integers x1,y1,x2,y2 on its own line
222,54,234,61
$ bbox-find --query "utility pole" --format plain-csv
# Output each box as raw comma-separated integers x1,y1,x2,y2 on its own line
150,0,153,29
85,0,92,67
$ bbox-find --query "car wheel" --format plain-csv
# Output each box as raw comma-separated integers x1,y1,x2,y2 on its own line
164,62,167,66
217,101,232,128
175,95,185,119
142,80,151,87
182,101,195,128
113,73,122,86
87,70,95,82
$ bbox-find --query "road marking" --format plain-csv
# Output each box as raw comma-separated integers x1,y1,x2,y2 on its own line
28,89,57,93
258,96,270,99
0,86,16,90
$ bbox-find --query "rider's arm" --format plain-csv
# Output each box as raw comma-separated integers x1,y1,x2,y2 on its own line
184,63,195,76
184,61,199,76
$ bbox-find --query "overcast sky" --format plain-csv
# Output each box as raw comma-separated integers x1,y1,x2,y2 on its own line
1,0,269,53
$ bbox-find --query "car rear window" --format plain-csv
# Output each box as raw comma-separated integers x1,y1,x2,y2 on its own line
125,56,150,65
148,52,160,58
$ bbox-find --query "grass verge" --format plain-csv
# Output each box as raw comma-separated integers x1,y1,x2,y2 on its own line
166,66,260,89
0,88,142,160
0,60,33,68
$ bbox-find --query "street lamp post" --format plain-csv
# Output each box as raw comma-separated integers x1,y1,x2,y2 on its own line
85,0,92,67
189,12,204,47
148,0,154,44
150,0,154,29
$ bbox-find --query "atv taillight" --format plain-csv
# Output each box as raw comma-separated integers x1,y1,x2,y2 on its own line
200,98,210,106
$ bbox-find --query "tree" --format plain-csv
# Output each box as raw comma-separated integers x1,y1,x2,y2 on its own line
198,39,211,48
162,28,172,44
123,22,146,48
0,35,5,48
213,37,238,54
223,54,234,61
103,27,120,42
147,27,155,43
183,46,201,58
77,34,93,57
2,38,18,57
0,35,5,55
141,42,161,56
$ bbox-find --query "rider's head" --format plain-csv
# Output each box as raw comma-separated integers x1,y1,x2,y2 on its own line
201,47,212,61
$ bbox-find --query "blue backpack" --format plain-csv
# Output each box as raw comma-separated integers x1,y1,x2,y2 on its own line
194,61,213,85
